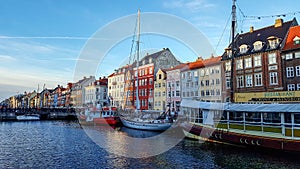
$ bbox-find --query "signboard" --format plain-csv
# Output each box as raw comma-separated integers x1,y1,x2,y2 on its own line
235,91,300,103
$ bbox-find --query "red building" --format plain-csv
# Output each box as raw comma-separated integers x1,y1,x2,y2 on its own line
282,25,300,91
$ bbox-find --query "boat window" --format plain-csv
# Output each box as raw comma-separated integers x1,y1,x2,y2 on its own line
294,113,300,124
229,112,243,121
263,112,280,123
245,112,261,122
195,109,203,123
284,113,292,123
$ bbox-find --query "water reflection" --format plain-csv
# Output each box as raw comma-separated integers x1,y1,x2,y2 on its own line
0,121,300,168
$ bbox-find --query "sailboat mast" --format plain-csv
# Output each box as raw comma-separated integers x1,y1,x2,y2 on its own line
136,9,141,110
230,0,236,103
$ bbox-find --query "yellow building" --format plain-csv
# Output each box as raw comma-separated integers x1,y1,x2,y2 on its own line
154,69,167,111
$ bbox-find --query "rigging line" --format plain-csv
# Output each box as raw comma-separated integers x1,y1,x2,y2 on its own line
213,13,231,55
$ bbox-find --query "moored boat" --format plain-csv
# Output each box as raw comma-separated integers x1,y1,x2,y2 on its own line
93,107,120,126
180,98,300,152
16,114,40,121
120,112,172,131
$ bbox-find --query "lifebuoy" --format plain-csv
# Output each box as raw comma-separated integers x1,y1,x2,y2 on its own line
256,140,261,146
214,133,218,139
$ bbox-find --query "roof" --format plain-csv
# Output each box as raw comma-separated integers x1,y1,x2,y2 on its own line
165,63,190,72
222,18,297,59
282,25,300,51
185,56,222,70
180,99,300,113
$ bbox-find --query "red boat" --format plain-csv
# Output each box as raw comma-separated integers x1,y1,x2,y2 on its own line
93,107,120,126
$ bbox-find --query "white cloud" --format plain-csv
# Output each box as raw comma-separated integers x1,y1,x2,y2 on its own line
0,54,17,61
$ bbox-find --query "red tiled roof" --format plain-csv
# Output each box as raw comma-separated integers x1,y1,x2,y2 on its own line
283,25,300,51
202,56,222,66
165,63,190,71
188,56,221,70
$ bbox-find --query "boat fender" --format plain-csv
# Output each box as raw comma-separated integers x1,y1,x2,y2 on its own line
244,139,248,144
251,140,256,145
256,140,261,146
240,138,243,144
219,134,223,139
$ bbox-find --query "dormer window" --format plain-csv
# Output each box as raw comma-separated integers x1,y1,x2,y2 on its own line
294,36,300,45
149,58,152,63
225,48,232,58
253,41,263,51
239,44,248,54
267,36,280,49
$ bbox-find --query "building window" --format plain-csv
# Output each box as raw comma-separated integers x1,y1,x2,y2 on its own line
211,90,215,96
236,59,243,70
239,44,248,54
182,92,185,97
286,67,294,78
237,76,244,88
195,91,198,96
226,77,231,89
216,79,220,85
149,68,153,74
206,90,210,96
225,61,231,71
254,55,262,67
293,36,300,45
176,81,180,87
200,69,205,76
285,53,293,60
186,82,189,88
201,80,204,86
194,71,198,77
296,66,300,76
201,90,205,96
211,79,214,86
295,52,300,58
297,84,300,90
182,73,185,79
253,41,263,51
158,74,162,79
245,57,252,68
215,67,220,74
176,91,180,97
269,72,278,85
149,78,153,85
205,80,209,86
287,84,295,91
268,53,277,65
246,75,253,87
216,89,221,96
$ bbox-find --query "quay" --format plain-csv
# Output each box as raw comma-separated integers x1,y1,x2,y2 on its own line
0,108,77,121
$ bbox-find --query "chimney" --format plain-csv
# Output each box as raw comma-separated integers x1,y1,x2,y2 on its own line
250,26,254,33
274,18,283,28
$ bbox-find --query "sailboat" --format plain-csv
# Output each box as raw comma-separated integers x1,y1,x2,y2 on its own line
119,9,172,131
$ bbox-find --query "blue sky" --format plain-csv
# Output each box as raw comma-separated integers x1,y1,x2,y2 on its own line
1,0,300,101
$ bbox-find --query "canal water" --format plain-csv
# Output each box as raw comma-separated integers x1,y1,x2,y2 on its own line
0,120,300,169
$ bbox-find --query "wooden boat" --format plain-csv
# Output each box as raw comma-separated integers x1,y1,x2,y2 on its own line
120,111,172,131
93,107,120,126
180,98,300,152
16,114,40,121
